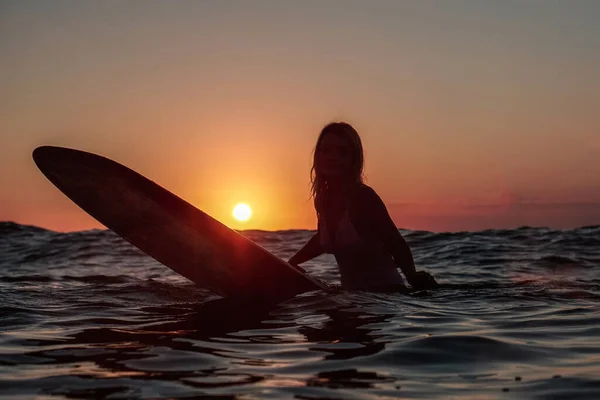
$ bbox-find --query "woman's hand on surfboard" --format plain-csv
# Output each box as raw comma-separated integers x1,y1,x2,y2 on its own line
407,271,438,290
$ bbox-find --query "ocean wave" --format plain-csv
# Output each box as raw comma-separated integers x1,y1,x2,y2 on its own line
2,221,600,399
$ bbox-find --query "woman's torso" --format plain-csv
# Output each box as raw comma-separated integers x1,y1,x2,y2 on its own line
319,185,404,290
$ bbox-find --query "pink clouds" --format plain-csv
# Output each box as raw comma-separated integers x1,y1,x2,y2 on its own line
388,201,600,232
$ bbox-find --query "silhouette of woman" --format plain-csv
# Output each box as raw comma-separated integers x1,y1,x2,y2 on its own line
289,122,437,291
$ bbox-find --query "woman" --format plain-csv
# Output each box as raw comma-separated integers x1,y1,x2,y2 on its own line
288,122,437,291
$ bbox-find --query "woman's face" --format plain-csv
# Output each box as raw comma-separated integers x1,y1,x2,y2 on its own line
317,133,353,181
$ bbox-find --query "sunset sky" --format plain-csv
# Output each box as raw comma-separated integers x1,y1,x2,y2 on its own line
1,0,599,232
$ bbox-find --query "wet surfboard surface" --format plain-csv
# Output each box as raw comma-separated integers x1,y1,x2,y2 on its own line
33,146,327,303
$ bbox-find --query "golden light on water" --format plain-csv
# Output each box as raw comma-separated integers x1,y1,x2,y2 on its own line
232,203,252,222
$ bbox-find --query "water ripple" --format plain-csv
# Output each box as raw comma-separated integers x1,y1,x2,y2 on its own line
1,222,599,398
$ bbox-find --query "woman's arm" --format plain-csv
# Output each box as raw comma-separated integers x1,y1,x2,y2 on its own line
288,232,324,267
354,186,437,289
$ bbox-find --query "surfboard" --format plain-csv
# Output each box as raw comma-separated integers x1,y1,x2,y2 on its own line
33,146,328,303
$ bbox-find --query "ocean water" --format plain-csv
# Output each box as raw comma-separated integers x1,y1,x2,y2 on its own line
1,221,600,399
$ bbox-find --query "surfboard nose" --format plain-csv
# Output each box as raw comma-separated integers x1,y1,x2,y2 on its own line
33,145,49,163
33,146,93,175
33,146,97,190
33,146,64,169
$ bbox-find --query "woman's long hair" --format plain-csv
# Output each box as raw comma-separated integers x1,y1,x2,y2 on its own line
310,122,365,219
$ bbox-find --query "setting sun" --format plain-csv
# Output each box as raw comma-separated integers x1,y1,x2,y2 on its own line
232,203,252,222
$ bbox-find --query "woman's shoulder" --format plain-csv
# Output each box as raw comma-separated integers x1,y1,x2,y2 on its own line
354,183,385,208
355,183,381,198
350,183,390,235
